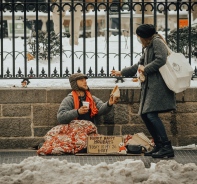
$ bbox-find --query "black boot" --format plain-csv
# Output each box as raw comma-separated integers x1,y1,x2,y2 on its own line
152,141,174,158
144,142,162,156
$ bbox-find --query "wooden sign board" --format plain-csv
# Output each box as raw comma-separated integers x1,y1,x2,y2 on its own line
87,136,123,154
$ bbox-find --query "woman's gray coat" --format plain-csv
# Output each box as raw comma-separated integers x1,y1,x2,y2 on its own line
121,36,176,115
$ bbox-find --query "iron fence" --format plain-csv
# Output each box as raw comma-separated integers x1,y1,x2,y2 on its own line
0,0,197,83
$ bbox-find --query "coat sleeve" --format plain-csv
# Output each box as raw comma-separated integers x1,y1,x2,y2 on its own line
121,63,139,77
92,96,113,116
57,95,79,124
121,53,145,77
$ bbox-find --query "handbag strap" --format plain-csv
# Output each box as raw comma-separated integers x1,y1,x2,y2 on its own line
152,36,172,55
161,40,173,55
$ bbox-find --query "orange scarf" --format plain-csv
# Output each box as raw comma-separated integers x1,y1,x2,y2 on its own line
72,91,98,118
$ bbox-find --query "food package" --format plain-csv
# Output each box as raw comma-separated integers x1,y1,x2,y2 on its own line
111,85,120,98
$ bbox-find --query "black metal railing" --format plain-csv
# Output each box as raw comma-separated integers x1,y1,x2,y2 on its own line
0,0,197,82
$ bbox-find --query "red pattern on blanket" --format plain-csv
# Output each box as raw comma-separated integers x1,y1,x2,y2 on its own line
37,120,133,155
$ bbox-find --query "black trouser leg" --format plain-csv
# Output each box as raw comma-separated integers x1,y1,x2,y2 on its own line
141,113,162,156
141,113,160,143
145,112,169,142
141,112,174,158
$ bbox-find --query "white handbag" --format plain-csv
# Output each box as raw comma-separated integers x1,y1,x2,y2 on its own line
159,42,193,93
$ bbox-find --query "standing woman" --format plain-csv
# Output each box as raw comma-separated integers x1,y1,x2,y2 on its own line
111,24,176,158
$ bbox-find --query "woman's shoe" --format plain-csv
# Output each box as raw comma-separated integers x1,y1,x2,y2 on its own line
144,142,162,156
144,145,161,156
152,141,174,158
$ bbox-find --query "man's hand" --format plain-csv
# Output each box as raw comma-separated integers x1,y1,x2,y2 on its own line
78,106,89,114
108,95,119,106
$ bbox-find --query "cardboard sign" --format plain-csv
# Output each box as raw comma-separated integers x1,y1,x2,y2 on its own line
87,136,123,154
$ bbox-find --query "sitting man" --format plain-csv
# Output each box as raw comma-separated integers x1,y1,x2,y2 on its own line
57,73,118,124
37,73,118,155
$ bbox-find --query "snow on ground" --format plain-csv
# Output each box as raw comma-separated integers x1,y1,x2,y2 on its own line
0,156,197,184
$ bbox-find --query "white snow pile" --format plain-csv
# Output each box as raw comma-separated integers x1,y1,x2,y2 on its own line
0,156,196,184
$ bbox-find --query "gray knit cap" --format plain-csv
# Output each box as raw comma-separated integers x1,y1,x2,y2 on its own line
69,73,88,90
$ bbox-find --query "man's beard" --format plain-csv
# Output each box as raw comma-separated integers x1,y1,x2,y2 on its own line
78,86,89,91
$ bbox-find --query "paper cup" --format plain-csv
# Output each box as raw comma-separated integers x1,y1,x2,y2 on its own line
82,101,89,108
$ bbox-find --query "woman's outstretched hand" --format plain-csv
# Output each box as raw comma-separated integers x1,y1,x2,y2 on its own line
111,70,121,77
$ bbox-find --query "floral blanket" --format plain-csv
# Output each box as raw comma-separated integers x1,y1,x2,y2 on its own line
37,120,99,155
37,120,133,155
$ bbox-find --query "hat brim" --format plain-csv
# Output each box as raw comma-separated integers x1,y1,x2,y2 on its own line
75,75,88,81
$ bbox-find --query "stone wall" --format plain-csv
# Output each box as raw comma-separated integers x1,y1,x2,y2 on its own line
0,87,197,149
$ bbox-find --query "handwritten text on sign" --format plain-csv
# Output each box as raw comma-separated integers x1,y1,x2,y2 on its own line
87,136,123,154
